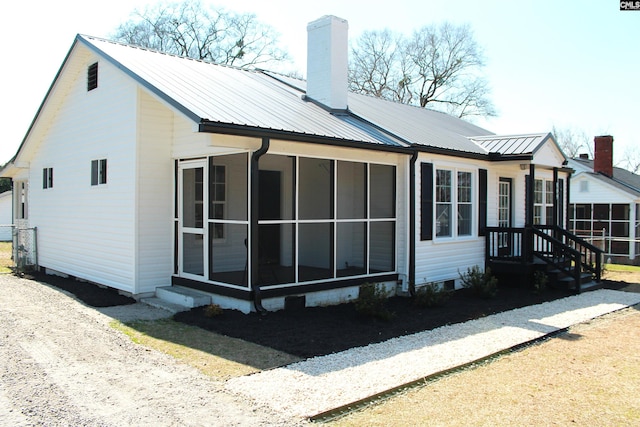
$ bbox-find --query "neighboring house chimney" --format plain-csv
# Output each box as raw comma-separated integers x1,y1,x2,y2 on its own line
306,15,349,111
594,135,614,177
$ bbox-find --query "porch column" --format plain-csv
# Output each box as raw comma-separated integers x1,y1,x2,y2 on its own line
525,164,535,262
630,202,637,260
552,167,558,228
526,164,535,227
566,173,571,229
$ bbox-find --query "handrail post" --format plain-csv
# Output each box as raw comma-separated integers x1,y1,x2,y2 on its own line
575,255,582,293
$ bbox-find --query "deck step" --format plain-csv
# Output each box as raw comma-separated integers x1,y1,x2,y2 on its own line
152,286,212,309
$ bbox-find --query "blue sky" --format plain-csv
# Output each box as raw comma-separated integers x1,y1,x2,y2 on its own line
2,0,637,165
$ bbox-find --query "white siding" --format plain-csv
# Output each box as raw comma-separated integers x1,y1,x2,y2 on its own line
533,141,565,167
570,174,636,204
0,191,12,241
28,55,138,292
415,154,489,286
135,90,174,294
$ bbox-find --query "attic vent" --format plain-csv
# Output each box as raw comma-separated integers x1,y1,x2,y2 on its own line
87,62,98,91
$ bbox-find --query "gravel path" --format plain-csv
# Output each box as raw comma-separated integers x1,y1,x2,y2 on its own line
226,289,640,418
3,271,639,426
0,274,303,427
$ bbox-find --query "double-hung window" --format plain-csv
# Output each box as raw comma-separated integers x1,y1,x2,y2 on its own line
436,169,473,238
533,179,554,225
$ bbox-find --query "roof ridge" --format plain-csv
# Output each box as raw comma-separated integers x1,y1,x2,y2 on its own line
78,34,259,73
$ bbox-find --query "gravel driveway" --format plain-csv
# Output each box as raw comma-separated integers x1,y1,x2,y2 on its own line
0,274,303,426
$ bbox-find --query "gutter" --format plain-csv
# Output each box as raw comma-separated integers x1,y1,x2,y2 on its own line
250,137,270,314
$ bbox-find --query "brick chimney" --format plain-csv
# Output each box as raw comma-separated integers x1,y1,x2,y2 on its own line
306,15,349,111
594,135,614,177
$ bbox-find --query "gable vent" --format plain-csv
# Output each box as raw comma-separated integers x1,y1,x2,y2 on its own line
87,62,98,91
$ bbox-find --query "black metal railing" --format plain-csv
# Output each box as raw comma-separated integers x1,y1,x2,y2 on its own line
486,225,603,293
534,225,603,282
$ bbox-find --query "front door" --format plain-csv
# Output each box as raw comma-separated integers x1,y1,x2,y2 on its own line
498,178,512,256
179,160,207,278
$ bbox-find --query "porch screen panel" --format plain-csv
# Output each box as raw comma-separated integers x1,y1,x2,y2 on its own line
259,154,295,220
299,157,333,220
337,161,366,219
370,221,395,273
209,153,247,221
611,204,630,255
209,223,247,286
299,223,333,281
183,234,204,275
258,223,294,285
370,164,395,218
207,153,248,286
337,222,366,277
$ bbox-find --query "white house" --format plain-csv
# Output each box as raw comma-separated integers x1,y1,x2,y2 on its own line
567,135,640,264
0,16,591,312
0,191,11,241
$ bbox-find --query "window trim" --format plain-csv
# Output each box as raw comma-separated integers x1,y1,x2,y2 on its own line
434,167,475,240
87,62,98,91
91,159,108,186
42,167,53,189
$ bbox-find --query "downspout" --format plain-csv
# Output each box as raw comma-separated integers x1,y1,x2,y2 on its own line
251,137,269,314
408,149,418,296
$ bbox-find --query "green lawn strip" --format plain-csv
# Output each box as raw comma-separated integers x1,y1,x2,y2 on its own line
605,263,640,273
112,319,300,380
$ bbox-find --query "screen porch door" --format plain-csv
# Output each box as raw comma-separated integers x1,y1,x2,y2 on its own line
178,160,207,278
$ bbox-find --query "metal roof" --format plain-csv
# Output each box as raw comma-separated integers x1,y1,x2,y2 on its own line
468,133,554,156
264,72,494,154
80,35,408,149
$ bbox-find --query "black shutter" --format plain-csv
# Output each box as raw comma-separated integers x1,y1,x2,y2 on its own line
43,168,47,189
420,163,433,241
478,168,487,236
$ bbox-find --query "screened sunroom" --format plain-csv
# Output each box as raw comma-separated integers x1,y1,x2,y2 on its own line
174,149,400,298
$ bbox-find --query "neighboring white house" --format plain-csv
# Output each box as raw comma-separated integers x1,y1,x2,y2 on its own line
0,190,11,241
567,135,640,264
0,16,574,312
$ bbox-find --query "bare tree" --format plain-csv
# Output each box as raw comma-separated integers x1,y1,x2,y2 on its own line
552,126,591,158
112,0,289,69
621,145,640,174
349,23,495,119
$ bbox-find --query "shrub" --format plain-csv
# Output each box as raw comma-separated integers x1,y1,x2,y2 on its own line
532,270,548,294
355,283,395,321
413,283,451,308
203,303,223,318
459,265,498,299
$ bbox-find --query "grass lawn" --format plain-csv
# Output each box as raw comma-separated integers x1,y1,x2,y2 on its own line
0,241,12,273
112,319,299,381
605,263,640,272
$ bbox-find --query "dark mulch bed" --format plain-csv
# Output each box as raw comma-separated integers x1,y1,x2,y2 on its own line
22,271,137,307
174,285,589,359
19,269,631,359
